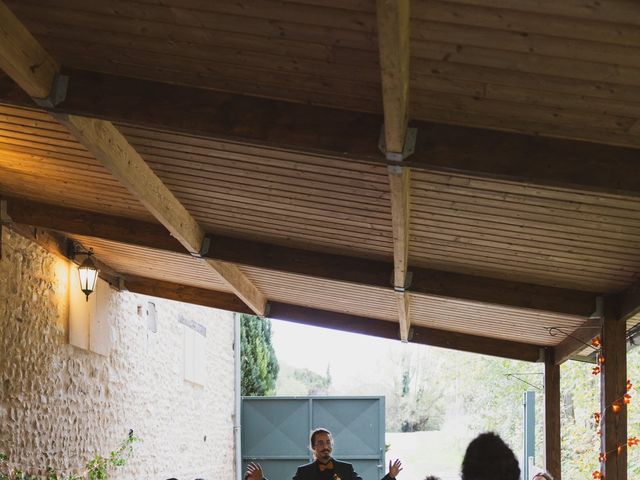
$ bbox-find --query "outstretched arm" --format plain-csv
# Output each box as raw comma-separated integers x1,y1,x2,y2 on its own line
387,459,403,479
246,462,265,480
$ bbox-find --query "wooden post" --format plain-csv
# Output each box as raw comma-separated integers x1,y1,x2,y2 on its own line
601,301,627,480
544,348,562,480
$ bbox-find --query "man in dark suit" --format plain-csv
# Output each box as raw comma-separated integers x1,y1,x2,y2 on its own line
246,428,402,480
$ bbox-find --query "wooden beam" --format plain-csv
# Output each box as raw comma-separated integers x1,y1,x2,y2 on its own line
600,306,627,480
124,275,254,315
0,1,58,99
54,114,205,255
204,259,266,320
553,317,603,365
376,0,410,153
410,322,542,362
4,197,597,319
544,348,562,480
52,115,267,315
269,302,543,362
396,291,411,342
388,165,412,340
388,165,411,289
1,69,640,197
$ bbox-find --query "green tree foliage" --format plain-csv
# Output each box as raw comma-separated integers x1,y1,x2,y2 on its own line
240,314,279,396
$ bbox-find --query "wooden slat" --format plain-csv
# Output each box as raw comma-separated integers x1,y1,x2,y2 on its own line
0,0,58,98
544,348,561,480
4,196,598,319
410,293,585,346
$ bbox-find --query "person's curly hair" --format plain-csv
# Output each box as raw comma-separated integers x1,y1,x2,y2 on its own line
461,432,520,480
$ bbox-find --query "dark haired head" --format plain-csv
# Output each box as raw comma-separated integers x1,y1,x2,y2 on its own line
461,432,520,480
424,476,441,480
310,428,332,448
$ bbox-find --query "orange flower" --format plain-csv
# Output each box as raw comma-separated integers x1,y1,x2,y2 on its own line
627,380,633,391
592,366,601,375
594,412,601,424
623,393,632,405
628,437,639,447
598,452,606,462
591,336,601,347
592,470,603,479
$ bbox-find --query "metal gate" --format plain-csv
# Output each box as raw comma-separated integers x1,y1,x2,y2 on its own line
242,396,385,480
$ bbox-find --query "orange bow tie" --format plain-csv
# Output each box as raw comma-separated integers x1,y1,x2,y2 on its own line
318,461,334,472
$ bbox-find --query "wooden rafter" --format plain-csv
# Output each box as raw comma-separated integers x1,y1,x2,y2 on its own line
0,1,57,99
4,197,597,319
0,6,267,316
55,114,206,254
56,114,267,316
376,0,410,154
377,0,412,341
1,69,639,197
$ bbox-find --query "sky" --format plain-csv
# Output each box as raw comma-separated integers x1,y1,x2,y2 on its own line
270,319,414,390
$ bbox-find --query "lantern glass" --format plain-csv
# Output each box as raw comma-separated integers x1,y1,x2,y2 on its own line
78,255,99,301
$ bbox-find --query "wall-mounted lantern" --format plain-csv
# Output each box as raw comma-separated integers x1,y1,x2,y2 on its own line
76,250,99,301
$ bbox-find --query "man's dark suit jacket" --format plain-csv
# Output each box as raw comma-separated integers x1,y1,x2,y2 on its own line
292,459,392,480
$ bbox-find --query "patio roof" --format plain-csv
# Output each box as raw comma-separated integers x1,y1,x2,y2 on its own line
0,0,639,365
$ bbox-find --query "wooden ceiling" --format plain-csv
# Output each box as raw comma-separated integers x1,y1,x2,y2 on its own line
1,0,639,363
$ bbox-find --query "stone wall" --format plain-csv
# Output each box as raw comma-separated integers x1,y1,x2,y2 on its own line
0,227,237,480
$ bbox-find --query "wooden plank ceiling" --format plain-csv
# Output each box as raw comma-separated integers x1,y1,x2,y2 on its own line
5,0,640,148
1,0,640,362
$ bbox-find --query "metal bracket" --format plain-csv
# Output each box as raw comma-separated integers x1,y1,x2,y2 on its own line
589,295,604,319
189,235,211,259
378,126,418,161
391,270,413,290
117,277,127,291
32,73,69,108
263,302,272,317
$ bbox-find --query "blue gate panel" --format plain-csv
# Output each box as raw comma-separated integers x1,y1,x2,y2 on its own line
242,396,384,480
313,398,382,456
243,398,310,457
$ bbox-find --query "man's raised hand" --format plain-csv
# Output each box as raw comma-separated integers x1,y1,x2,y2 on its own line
388,459,403,479
245,462,264,480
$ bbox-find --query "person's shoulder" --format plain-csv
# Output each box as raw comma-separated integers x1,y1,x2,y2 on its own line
297,462,316,471
333,460,354,470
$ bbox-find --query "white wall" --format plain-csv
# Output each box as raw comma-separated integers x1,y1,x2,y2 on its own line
0,227,236,480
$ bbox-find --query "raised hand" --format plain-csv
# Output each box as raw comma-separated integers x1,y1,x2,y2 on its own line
388,459,403,479
246,462,264,480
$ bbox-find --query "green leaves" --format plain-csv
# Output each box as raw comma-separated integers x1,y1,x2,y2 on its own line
240,314,279,396
0,433,139,480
